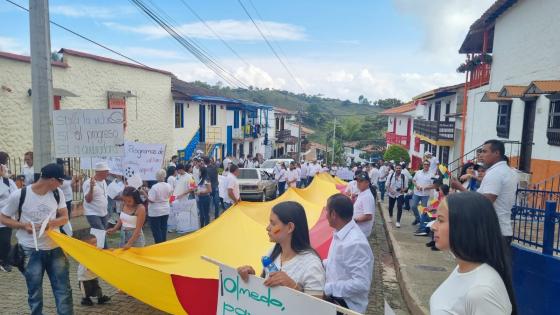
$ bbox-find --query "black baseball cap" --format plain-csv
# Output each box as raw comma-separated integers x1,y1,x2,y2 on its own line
40,163,65,182
355,172,370,182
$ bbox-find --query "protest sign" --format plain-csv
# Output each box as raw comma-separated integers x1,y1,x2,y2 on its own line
202,257,360,315
53,109,125,158
80,141,165,180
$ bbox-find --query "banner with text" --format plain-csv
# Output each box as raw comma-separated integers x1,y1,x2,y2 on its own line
53,109,125,158
215,262,337,315
81,141,165,180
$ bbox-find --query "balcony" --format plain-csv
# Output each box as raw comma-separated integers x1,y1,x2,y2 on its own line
467,63,491,90
414,119,455,142
385,132,409,148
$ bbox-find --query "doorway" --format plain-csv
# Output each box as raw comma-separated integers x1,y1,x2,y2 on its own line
519,100,536,172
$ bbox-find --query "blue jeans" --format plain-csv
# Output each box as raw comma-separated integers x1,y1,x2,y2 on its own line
403,194,412,210
278,181,286,196
211,186,220,218
378,181,386,201
411,194,430,222
300,177,307,188
119,229,145,248
149,215,169,244
197,195,211,228
86,214,109,248
22,246,73,315
419,212,432,232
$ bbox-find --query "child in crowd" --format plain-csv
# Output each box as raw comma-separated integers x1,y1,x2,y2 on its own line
77,235,111,306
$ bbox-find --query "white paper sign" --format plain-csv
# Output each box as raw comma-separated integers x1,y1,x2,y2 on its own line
80,141,165,180
215,263,337,315
53,109,125,158
90,228,106,248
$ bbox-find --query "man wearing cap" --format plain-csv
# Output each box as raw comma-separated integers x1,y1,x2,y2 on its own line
83,162,110,245
1,163,73,314
353,172,376,237
424,151,439,174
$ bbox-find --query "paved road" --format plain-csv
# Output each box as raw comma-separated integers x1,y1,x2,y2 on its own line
1,209,409,315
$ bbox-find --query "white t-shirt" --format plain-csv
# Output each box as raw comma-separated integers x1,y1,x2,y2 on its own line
344,181,360,196
224,173,240,204
413,170,434,197
387,172,408,198
174,173,193,198
430,263,512,315
0,178,17,228
78,264,97,281
378,165,389,182
82,179,108,217
353,189,376,237
287,169,298,187
148,182,172,217
369,168,380,186
167,175,177,191
21,164,34,186
309,164,320,177
429,156,439,174
1,187,66,250
296,167,302,181
218,174,228,199
265,250,326,296
301,164,308,177
61,179,73,202
330,166,338,176
477,161,518,236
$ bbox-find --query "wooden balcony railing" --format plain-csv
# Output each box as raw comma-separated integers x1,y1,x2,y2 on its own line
385,131,409,147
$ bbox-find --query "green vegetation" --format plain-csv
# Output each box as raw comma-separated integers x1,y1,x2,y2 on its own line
383,144,410,164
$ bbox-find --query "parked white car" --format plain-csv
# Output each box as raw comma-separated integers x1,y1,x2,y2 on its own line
237,168,278,201
260,158,294,175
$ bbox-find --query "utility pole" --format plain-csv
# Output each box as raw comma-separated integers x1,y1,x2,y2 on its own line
331,117,336,164
30,0,55,171
297,104,302,162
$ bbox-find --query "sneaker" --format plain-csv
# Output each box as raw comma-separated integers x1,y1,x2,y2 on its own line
411,219,419,226
414,231,428,236
81,297,94,306
426,240,435,247
387,217,393,223
0,263,12,272
98,295,111,304
395,222,401,228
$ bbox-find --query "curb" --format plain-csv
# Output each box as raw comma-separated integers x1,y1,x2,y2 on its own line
378,200,429,315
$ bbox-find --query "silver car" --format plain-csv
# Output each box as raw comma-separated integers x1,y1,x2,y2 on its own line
238,168,277,201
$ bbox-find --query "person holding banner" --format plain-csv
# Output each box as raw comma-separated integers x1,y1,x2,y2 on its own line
323,194,374,314
147,169,172,243
237,201,325,297
195,167,212,228
1,163,73,315
107,186,146,249
83,162,110,247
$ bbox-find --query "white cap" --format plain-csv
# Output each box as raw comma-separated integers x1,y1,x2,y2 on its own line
94,161,110,172
424,151,433,156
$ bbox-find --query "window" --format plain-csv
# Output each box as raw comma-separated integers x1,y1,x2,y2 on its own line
438,146,450,165
445,102,451,122
174,103,184,128
428,105,432,120
434,101,441,121
547,100,560,145
234,110,240,128
210,104,217,126
496,102,512,138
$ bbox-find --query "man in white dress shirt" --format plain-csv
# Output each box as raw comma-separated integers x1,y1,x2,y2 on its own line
323,193,374,314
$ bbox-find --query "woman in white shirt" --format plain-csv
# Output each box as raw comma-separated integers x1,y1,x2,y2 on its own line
277,163,288,196
237,201,325,297
430,192,516,315
166,166,178,192
148,169,173,244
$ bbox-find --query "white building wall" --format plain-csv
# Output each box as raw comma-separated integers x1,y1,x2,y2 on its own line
174,101,199,152
395,116,409,136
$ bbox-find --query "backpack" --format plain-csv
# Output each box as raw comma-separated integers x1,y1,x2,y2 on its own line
17,186,61,220
2,177,9,187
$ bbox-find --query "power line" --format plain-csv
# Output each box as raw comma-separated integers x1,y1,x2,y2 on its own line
178,0,252,68
237,0,306,93
130,0,250,88
4,0,149,67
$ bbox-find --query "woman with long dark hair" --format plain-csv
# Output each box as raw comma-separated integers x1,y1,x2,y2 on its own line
237,201,325,297
195,166,212,228
430,191,516,314
107,186,146,249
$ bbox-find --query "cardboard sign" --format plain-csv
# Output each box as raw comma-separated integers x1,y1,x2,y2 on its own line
80,141,165,180
53,109,125,158
204,258,341,315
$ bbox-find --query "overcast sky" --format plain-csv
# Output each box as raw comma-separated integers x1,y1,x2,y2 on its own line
0,0,495,102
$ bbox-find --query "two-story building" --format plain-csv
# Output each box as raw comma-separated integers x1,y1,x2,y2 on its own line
380,101,419,167
459,0,560,183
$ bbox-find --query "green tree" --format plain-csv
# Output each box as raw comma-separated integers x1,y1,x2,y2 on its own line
383,145,410,164
375,98,403,109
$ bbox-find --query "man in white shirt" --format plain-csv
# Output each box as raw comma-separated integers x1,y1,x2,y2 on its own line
377,160,389,201
353,172,376,237
452,140,518,244
0,152,17,272
224,164,240,209
1,163,73,314
307,161,318,184
386,165,409,227
368,164,380,190
324,193,374,313
83,162,110,241
21,151,35,186
411,161,435,228
300,162,309,187
287,162,298,188
295,163,302,188
330,163,338,177
223,155,232,170
425,151,439,175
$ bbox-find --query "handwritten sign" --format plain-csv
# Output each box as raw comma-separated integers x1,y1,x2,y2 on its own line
214,262,337,315
81,141,165,180
53,109,124,158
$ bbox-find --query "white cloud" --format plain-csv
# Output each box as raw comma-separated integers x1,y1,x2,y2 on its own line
104,20,307,41
326,70,354,83
50,5,135,19
393,0,495,66
0,36,26,54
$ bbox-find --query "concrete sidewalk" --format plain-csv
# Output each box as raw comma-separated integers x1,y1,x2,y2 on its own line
378,198,455,315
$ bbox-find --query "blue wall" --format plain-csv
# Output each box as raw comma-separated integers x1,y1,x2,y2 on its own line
511,245,560,315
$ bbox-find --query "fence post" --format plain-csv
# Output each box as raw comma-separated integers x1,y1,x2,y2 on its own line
542,200,556,256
